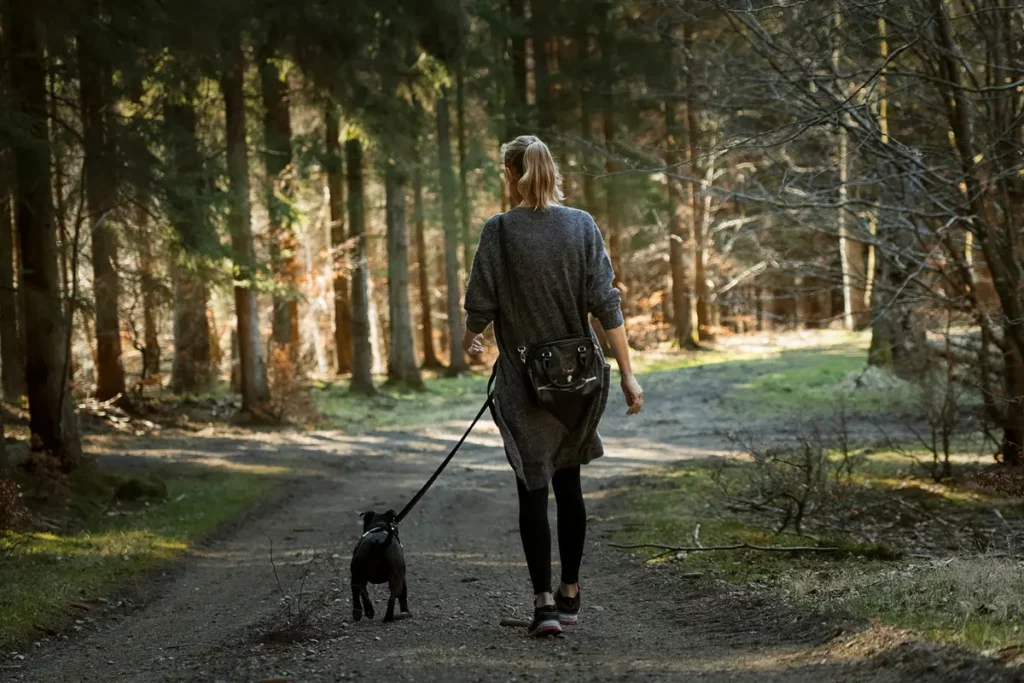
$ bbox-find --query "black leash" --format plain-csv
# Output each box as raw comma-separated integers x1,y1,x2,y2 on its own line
394,371,496,524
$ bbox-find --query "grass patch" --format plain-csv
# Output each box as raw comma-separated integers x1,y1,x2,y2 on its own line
722,347,917,419
313,371,491,433
0,466,279,647
605,454,1024,651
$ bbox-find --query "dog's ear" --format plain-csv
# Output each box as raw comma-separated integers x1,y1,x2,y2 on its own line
383,509,396,523
360,510,376,530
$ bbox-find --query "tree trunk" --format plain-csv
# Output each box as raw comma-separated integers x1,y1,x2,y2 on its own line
259,48,299,356
413,156,443,369
832,3,867,332
578,20,596,216
437,88,469,376
532,0,552,132
1002,330,1024,467
508,0,528,138
325,107,352,374
170,257,212,393
456,60,475,275
164,90,213,394
137,199,160,380
79,20,127,402
0,176,26,399
684,23,710,341
5,0,82,467
662,29,695,349
384,164,423,388
0,405,9,476
221,34,270,410
599,8,623,295
346,138,375,395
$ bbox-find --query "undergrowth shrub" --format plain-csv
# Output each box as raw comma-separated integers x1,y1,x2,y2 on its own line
0,477,31,564
715,412,862,535
268,346,319,425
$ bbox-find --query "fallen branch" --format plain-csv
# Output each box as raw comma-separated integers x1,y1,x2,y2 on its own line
608,542,839,554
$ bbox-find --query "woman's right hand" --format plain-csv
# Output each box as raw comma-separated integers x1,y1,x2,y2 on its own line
621,374,644,416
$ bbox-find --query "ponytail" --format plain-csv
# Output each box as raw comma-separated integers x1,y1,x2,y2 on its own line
501,135,564,210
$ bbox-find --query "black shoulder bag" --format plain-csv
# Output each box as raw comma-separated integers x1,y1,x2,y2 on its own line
497,214,602,406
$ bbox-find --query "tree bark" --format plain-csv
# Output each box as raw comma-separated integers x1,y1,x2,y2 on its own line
437,88,469,376
0,405,9,476
164,89,213,394
684,23,710,341
346,138,375,395
413,155,443,369
137,199,160,380
0,175,26,399
170,257,212,393
258,47,299,356
384,164,423,388
456,59,474,276
325,107,352,374
662,28,695,349
532,0,552,132
598,6,623,297
79,17,127,402
578,20,596,216
508,0,528,138
221,34,270,409
4,0,82,467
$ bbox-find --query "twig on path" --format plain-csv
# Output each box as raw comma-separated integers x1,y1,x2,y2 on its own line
608,542,839,555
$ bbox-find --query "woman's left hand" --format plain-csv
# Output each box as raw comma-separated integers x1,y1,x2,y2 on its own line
462,330,484,355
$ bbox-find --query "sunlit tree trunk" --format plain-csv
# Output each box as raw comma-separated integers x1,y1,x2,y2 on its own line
413,153,443,369
0,175,26,399
4,0,82,467
385,163,423,388
259,47,299,357
437,88,469,376
683,23,711,341
346,137,375,395
325,107,352,374
221,33,270,410
79,16,126,402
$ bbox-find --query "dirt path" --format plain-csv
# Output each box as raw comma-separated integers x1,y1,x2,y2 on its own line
12,339,1021,682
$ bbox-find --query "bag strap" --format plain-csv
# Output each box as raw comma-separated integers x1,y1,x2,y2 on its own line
496,213,592,358
497,214,528,362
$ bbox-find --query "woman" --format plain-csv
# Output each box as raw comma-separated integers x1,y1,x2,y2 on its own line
463,135,644,637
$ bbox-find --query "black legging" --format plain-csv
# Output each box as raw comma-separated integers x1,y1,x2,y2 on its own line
516,466,587,596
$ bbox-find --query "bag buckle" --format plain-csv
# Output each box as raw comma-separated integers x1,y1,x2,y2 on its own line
518,345,527,363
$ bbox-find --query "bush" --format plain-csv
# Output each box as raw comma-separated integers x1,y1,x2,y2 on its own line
715,413,861,535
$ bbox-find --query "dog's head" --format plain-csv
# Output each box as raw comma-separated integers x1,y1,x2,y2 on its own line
360,509,396,533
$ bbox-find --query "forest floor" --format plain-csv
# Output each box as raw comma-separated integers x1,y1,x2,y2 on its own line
4,330,1024,682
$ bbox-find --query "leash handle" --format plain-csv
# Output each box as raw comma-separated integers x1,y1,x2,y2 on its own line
395,372,497,524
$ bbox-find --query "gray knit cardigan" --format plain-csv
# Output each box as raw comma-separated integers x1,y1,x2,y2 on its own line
464,206,624,490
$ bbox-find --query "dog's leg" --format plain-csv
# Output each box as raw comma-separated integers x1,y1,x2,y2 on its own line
398,580,410,614
383,579,399,623
351,584,364,622
361,586,375,619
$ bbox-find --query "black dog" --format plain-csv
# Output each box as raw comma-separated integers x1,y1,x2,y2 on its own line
350,509,409,623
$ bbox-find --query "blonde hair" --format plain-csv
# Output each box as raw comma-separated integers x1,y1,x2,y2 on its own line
501,135,564,210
